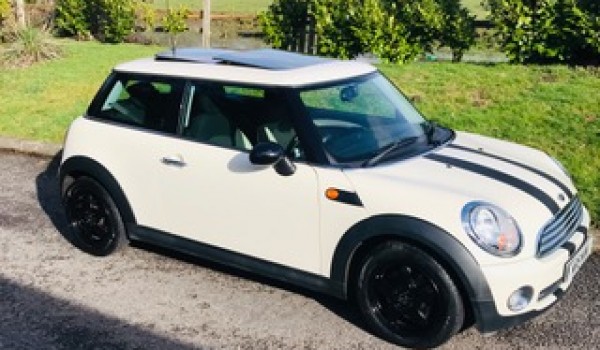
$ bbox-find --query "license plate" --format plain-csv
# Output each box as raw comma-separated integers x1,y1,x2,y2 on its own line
564,238,593,283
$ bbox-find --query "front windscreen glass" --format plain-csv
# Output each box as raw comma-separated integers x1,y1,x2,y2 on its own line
299,73,448,165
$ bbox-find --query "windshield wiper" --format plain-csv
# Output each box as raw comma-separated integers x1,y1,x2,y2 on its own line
363,136,418,167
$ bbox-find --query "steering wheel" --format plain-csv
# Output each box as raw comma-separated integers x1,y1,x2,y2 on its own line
323,126,371,155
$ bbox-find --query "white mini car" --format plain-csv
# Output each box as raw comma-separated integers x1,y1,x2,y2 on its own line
60,48,593,348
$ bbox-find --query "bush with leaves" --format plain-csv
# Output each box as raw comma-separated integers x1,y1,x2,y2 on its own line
2,26,63,67
55,0,136,43
0,0,10,22
436,0,476,62
135,0,156,32
260,0,476,63
162,6,190,49
55,0,91,39
486,0,600,64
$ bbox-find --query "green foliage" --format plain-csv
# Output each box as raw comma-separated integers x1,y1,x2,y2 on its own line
162,5,190,49
55,0,136,43
486,0,600,64
135,0,157,32
259,0,476,63
162,6,189,35
55,0,91,39
437,0,477,62
1,26,63,67
258,0,311,53
93,0,136,43
0,0,11,22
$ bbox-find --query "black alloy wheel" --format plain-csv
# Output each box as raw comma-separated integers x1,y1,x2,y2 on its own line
356,242,464,348
63,177,126,256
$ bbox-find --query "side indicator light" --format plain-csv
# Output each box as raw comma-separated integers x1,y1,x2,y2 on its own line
325,188,340,200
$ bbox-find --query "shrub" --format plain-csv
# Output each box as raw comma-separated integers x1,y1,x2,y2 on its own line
55,0,90,39
162,6,190,49
92,0,136,43
55,0,136,43
436,0,476,62
0,0,10,23
135,0,156,32
1,26,63,67
260,0,476,63
486,0,600,65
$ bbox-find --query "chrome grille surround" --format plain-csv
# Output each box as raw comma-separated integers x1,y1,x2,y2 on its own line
537,197,583,258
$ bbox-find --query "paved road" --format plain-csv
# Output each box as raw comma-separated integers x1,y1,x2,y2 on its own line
0,152,598,349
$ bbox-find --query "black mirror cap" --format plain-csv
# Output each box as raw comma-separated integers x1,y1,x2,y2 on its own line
250,142,296,176
274,157,296,176
250,142,285,165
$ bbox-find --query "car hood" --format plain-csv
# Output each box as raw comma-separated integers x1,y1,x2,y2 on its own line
342,131,577,259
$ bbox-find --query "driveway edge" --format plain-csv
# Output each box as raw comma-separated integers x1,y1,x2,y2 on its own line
0,136,61,159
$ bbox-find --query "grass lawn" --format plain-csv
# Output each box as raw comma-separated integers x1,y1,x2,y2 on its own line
0,40,598,226
153,0,272,13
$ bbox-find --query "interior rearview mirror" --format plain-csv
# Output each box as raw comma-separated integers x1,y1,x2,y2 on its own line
340,84,359,102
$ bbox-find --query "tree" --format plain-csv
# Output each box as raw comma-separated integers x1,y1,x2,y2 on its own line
486,0,599,64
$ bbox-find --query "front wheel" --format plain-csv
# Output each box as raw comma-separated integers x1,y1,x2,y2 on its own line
63,176,126,256
355,242,465,348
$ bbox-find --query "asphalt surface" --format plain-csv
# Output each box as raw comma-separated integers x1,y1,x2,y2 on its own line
0,151,598,349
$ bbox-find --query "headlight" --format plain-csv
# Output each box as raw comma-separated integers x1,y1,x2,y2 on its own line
550,156,571,179
461,202,522,257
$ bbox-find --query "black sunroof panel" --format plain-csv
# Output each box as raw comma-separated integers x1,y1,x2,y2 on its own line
215,49,329,70
155,48,329,70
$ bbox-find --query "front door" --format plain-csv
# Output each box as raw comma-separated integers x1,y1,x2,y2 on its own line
147,82,322,274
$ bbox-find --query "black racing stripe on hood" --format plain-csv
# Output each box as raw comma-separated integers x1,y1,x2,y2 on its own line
448,143,573,199
425,153,560,214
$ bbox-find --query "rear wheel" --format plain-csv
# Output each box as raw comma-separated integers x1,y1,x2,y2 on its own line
63,177,126,256
355,242,464,348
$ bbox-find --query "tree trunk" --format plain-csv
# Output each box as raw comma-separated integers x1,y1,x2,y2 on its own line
14,0,26,27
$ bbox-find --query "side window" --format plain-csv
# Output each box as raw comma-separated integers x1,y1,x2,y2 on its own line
94,74,184,134
181,83,253,150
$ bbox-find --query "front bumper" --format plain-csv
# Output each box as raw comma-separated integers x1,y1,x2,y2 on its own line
472,224,592,333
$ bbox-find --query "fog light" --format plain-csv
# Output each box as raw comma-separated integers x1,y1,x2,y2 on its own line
507,286,534,312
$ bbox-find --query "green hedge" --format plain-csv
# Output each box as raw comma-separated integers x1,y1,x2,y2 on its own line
486,0,600,65
259,0,476,63
55,0,136,43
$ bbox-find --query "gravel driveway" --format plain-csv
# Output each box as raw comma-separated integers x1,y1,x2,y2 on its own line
0,151,598,349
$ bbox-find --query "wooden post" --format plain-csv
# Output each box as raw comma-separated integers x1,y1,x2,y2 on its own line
202,0,211,48
15,0,26,27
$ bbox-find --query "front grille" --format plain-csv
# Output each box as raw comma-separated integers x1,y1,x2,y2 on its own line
537,197,583,257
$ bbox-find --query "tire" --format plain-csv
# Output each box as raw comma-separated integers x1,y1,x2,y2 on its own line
62,176,127,256
355,242,464,349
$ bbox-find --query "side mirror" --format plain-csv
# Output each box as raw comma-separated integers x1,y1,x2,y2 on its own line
249,142,296,176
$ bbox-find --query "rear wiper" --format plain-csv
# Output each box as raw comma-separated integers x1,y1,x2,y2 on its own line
363,137,418,167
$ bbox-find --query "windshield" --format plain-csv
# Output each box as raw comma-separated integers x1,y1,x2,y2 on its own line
299,73,440,164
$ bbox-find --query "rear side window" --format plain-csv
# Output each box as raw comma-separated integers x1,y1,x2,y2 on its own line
91,74,184,134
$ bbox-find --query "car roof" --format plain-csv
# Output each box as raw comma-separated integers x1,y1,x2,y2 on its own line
114,48,377,87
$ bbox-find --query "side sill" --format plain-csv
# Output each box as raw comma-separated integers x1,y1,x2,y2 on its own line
130,225,345,299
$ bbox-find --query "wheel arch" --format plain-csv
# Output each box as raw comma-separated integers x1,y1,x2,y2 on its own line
330,214,494,327
60,156,137,229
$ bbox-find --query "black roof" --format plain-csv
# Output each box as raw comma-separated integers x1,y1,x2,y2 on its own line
155,48,330,70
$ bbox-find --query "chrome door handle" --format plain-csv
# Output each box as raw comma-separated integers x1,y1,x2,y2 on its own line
161,155,187,167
